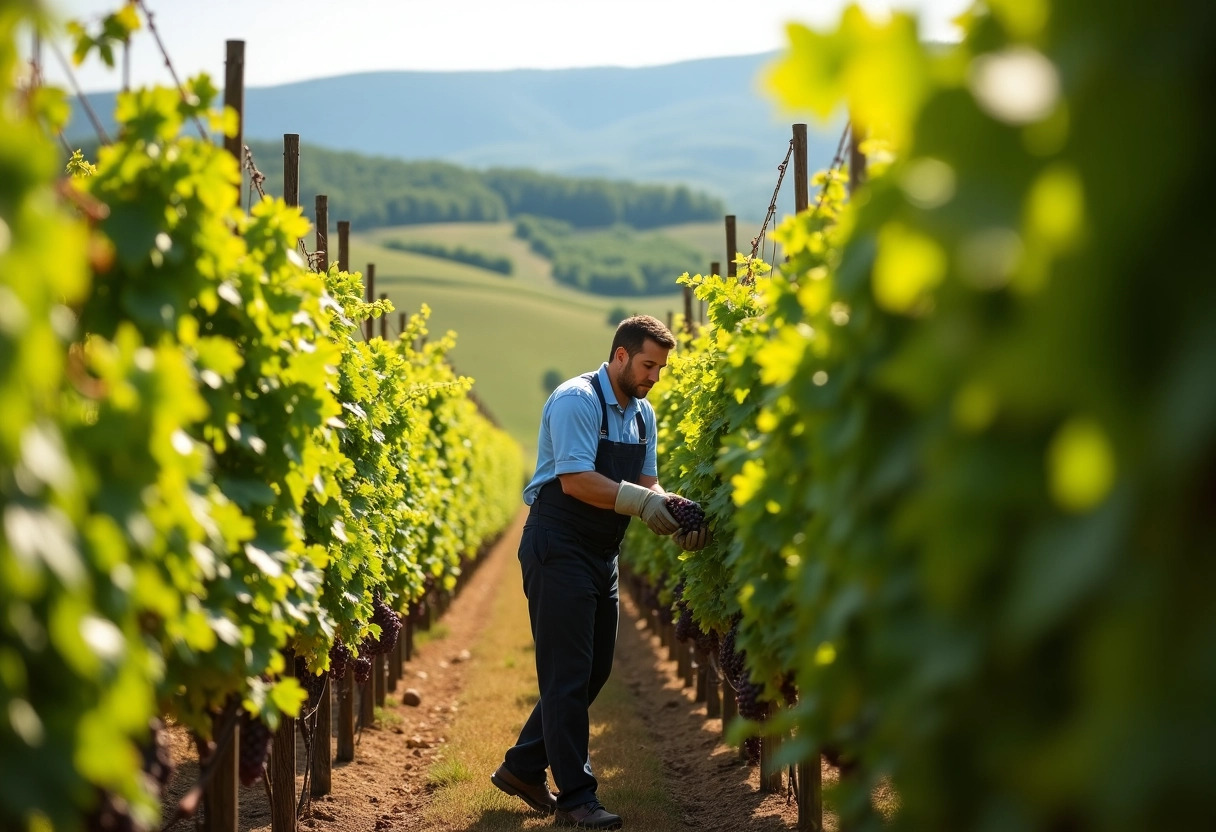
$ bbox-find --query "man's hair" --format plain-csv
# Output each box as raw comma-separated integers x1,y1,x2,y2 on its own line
609,315,676,361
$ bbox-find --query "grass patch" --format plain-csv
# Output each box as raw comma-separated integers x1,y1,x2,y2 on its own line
420,545,682,830
414,622,451,649
428,757,475,790
374,706,404,731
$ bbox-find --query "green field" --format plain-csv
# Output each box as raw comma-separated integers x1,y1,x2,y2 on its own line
349,221,764,461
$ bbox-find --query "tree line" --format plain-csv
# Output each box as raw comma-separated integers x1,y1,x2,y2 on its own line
245,141,724,231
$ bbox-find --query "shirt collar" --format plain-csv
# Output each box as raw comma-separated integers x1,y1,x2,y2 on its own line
596,362,630,413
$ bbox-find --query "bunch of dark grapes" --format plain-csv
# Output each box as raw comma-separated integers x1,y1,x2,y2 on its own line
352,655,373,686
328,640,352,680
367,597,403,654
238,712,273,787
674,605,695,642
693,625,719,658
718,617,746,687
736,678,767,765
294,656,328,707
663,495,706,532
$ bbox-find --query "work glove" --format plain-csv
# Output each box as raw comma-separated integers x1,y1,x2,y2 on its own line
614,481,679,535
673,525,713,551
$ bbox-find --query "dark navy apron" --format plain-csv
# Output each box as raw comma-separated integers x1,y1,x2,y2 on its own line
528,373,646,555
506,372,647,808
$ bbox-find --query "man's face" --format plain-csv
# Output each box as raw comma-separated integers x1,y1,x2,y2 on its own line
617,339,669,399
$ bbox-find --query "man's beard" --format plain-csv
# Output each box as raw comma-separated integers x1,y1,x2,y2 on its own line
619,358,650,399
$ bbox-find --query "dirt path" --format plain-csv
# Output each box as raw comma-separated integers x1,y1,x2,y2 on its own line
161,510,814,831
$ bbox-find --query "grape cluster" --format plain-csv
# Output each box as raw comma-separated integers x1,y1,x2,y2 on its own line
736,678,767,765
663,495,705,532
674,605,695,642
238,713,273,787
693,625,719,657
367,597,403,654
294,656,328,707
329,640,352,680
353,656,373,686
718,617,746,687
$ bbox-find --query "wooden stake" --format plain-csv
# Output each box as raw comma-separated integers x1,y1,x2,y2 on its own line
203,710,238,832
849,120,867,195
336,671,355,762
365,264,376,340
310,675,332,797
314,195,329,272
793,123,809,213
797,757,824,831
379,293,388,339
270,649,296,831
760,702,784,793
337,221,350,272
283,134,299,207
682,285,694,334
222,41,244,162
705,665,721,719
725,216,737,278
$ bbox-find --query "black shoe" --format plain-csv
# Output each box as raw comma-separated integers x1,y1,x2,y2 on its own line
554,800,622,829
490,763,558,814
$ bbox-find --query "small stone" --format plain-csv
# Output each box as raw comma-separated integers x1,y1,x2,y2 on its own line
415,670,428,680
402,688,422,707
406,735,432,749
452,649,471,663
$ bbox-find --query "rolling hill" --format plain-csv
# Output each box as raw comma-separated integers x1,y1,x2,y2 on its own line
66,53,844,219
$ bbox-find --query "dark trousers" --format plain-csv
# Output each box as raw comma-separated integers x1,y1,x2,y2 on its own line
503,520,619,810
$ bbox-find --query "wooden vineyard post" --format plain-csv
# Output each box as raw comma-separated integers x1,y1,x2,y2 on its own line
404,610,415,662
848,119,867,194
389,617,403,691
792,120,824,831
315,196,329,272
398,312,406,340
722,676,737,741
270,649,296,831
793,123,809,215
379,293,387,339
283,134,299,207
694,651,706,701
798,754,824,832
677,639,692,685
365,263,376,340
374,653,387,708
203,708,238,832
338,221,350,272
360,665,375,728
760,701,783,793
683,643,696,689
705,660,721,719
337,669,355,762
211,46,241,799
272,142,300,831
683,284,694,334
308,169,333,779
222,41,244,162
310,673,332,797
725,215,737,279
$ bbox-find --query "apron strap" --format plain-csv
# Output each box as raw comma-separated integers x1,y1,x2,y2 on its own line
588,373,646,443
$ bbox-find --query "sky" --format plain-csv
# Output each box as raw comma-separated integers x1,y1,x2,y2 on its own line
38,0,972,92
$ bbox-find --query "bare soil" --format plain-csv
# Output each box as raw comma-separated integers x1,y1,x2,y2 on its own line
159,511,820,831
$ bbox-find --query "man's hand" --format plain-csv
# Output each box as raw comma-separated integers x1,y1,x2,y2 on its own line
614,481,679,535
673,525,712,551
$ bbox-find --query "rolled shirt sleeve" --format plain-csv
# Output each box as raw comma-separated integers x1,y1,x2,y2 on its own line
549,389,602,476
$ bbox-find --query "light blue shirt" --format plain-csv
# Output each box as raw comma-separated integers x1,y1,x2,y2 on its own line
523,363,658,505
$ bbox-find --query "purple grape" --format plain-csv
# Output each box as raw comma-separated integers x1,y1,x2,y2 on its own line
664,495,706,533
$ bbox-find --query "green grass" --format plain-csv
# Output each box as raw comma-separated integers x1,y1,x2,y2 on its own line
350,222,697,460
414,622,452,649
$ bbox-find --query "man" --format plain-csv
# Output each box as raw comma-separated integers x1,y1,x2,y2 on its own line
491,315,710,830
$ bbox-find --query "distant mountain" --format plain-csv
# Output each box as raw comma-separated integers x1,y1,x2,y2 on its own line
66,53,844,220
